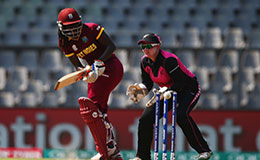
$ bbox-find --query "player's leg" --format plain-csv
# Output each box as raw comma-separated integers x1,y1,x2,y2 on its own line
104,116,122,160
78,97,109,159
79,97,122,160
135,100,168,160
135,106,155,160
82,56,123,160
176,89,212,155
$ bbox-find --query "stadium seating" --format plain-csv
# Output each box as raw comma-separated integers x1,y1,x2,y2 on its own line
0,92,16,107
181,25,202,48
193,68,209,92
224,27,246,49
199,93,220,110
19,92,38,108
202,26,224,49
0,50,16,71
0,67,6,91
219,50,239,74
33,68,52,92
197,50,217,74
177,50,197,72
3,81,21,105
27,80,44,101
41,92,59,108
18,50,39,73
115,49,130,71
8,66,29,92
223,93,239,110
40,49,63,72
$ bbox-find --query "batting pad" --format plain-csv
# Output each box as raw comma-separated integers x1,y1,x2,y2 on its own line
78,97,108,159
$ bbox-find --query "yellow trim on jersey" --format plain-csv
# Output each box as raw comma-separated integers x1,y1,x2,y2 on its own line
96,27,104,40
65,52,75,57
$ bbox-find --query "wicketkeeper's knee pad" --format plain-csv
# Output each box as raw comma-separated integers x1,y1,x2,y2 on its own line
78,97,110,159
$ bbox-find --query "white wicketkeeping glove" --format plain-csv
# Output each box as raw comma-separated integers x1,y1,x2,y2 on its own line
146,87,168,107
126,83,148,103
158,86,168,94
93,59,105,76
82,70,98,83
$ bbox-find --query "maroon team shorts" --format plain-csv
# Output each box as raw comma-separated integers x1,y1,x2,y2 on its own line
87,55,124,113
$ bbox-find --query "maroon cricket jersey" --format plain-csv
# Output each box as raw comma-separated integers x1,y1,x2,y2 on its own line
60,23,124,112
61,23,109,65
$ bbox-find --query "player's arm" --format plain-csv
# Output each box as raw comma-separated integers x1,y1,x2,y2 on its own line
164,57,186,91
141,62,153,92
88,28,115,78
126,62,153,103
67,54,98,83
96,30,116,62
68,54,85,70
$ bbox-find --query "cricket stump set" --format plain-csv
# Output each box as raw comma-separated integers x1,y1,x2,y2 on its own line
154,90,177,160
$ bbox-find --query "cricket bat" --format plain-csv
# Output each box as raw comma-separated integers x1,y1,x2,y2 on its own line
54,65,92,91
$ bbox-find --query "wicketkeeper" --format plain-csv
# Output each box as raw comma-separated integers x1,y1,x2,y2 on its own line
126,33,213,160
57,8,123,160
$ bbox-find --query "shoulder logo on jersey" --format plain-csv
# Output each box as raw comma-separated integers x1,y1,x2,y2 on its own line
96,26,100,31
68,13,73,19
72,44,78,51
82,36,88,43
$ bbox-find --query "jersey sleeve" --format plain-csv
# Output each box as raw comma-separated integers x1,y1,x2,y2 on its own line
164,57,186,91
141,61,153,92
87,23,104,40
61,46,75,58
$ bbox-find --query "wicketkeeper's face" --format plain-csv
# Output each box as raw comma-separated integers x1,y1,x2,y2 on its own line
141,43,160,61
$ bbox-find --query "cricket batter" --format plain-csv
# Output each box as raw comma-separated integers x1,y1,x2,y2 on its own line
126,33,213,160
57,8,123,160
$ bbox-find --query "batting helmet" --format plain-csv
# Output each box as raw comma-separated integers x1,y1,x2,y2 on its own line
57,8,82,39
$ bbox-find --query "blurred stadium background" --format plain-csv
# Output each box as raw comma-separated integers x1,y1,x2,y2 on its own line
0,0,260,159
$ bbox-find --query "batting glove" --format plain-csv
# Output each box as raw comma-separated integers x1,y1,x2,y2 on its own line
93,59,105,76
82,70,98,83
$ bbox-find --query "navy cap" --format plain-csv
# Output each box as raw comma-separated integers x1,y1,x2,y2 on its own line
137,33,161,45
